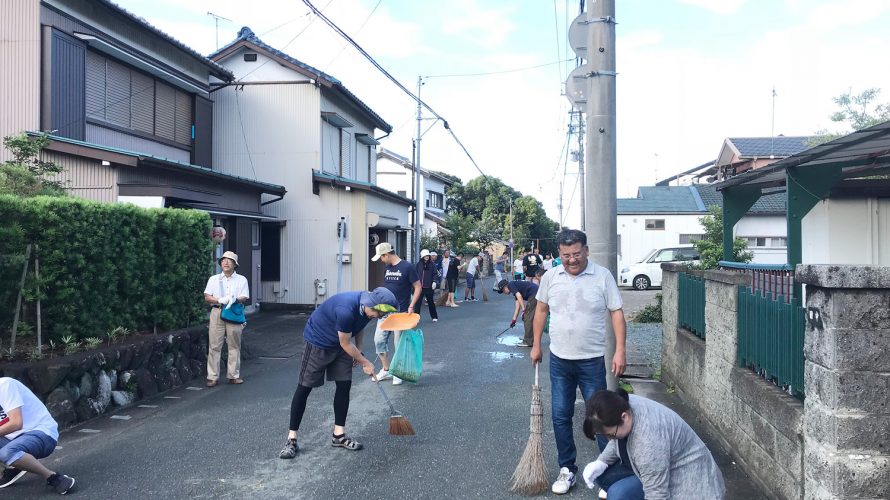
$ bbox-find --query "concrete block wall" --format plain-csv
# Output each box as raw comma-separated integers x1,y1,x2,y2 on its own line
798,265,890,499
661,263,804,499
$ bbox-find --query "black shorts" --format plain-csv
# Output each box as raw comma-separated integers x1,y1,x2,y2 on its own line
298,342,353,387
446,277,458,292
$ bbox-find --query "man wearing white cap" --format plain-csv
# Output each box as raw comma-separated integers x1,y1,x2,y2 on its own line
203,251,250,387
370,242,421,385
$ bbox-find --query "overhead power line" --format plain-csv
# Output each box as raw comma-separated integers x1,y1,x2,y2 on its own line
302,0,487,179
424,59,572,79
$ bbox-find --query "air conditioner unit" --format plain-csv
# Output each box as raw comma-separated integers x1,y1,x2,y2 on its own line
369,233,380,246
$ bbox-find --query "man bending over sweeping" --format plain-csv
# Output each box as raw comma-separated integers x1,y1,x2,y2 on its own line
279,287,398,458
496,279,539,348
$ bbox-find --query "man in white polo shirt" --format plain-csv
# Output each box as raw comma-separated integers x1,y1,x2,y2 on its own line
530,229,636,495
203,251,250,387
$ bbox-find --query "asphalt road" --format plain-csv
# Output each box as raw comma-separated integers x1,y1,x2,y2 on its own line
16,288,760,499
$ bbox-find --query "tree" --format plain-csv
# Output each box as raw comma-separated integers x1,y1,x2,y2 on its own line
810,88,890,145
472,214,502,254
693,205,752,269
419,228,440,253
443,212,477,252
1,133,65,197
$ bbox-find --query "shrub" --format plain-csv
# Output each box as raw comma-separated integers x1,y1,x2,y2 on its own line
634,293,663,323
0,195,212,342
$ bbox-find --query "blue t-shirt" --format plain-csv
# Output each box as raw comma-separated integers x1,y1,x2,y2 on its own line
303,291,371,349
384,259,419,311
507,280,539,301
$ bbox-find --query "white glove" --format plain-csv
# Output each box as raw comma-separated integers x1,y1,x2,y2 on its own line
225,296,236,310
432,282,438,289
582,460,609,489
217,295,230,305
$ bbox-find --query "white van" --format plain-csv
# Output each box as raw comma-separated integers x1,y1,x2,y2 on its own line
619,244,700,290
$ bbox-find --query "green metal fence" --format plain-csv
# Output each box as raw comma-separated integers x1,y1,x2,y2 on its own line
737,286,805,399
678,272,706,339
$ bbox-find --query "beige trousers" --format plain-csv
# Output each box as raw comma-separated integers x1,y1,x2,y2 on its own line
207,307,243,381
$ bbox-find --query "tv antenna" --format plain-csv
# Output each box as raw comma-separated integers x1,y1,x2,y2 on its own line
207,12,232,50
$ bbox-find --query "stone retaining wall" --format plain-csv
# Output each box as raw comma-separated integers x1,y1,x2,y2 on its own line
661,263,804,500
0,326,209,429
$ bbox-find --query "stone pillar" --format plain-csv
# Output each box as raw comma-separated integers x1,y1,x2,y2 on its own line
660,263,684,383
702,269,749,432
798,265,890,499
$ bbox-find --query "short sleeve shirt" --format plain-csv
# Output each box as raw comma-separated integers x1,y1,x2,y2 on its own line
523,254,542,277
536,261,623,360
203,272,250,299
303,291,371,349
466,258,480,276
513,259,524,273
507,280,539,301
0,377,59,441
383,259,419,311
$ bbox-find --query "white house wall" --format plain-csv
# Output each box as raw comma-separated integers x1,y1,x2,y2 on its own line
803,197,890,265
0,0,40,161
617,214,703,270
734,215,788,265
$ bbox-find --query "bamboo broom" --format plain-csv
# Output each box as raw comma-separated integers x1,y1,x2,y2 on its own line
510,363,548,495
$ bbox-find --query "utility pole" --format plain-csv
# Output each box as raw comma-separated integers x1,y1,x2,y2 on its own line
585,0,618,389
577,110,586,231
413,76,423,261
206,12,231,51
509,197,514,269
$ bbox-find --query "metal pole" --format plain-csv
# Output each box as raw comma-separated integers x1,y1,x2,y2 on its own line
585,0,618,389
414,76,423,261
578,111,586,231
337,217,345,293
509,198,514,272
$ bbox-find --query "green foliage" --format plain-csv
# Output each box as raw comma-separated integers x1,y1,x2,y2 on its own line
634,293,663,323
692,206,752,269
618,380,634,394
418,229,440,253
0,195,212,342
810,88,890,145
444,176,559,253
0,134,65,197
443,212,477,251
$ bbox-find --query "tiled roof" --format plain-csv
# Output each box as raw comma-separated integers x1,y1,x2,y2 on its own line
618,185,785,215
96,0,233,80
728,136,812,158
212,27,391,132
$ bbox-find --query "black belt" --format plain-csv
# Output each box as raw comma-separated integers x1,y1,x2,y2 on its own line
211,305,221,309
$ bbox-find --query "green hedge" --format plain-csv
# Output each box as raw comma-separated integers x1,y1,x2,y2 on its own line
0,195,212,340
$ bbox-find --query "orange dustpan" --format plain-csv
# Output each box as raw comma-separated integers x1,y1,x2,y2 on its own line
379,312,420,330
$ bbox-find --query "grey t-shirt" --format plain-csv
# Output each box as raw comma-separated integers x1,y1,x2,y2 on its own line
535,261,622,360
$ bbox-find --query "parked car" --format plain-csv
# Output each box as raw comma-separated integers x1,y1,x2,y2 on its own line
619,245,700,290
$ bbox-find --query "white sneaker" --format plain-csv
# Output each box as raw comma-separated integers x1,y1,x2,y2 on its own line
552,467,576,494
432,318,438,322
598,486,608,499
375,369,392,381
392,376,403,385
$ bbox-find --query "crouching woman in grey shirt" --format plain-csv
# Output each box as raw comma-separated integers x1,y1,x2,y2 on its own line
581,389,725,500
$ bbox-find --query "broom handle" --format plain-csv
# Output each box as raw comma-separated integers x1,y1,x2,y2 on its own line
374,378,398,415
534,362,539,386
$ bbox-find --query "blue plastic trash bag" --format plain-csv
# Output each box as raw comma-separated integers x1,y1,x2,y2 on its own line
390,328,423,383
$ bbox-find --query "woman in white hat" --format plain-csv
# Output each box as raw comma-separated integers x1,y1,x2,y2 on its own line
415,249,439,322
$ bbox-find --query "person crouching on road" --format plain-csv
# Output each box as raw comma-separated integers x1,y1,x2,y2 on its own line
416,249,439,322
496,279,538,347
581,389,725,499
0,377,76,494
279,287,399,459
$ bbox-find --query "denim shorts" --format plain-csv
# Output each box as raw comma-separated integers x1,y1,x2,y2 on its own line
374,318,398,354
465,274,476,289
0,431,57,466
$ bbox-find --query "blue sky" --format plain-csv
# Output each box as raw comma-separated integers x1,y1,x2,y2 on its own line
115,0,890,227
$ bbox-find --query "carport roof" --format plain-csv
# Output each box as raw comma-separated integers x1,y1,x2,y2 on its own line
717,121,890,191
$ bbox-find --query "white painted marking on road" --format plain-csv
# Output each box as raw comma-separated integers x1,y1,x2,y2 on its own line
110,415,131,420
138,405,158,408
163,396,182,399
186,386,203,391
259,356,288,360
78,429,101,433
55,446,63,450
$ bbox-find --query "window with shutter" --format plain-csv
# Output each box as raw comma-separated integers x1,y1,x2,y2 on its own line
154,82,176,141
105,59,131,127
85,51,106,119
174,90,192,145
130,71,154,134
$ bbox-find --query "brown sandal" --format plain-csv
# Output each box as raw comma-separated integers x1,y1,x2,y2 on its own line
228,378,244,385
206,379,218,387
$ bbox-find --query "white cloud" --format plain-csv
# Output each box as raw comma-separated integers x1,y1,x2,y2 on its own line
438,0,519,49
679,0,748,15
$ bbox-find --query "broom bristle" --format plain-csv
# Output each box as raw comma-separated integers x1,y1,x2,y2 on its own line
389,415,415,436
482,286,489,301
510,431,548,495
436,292,448,306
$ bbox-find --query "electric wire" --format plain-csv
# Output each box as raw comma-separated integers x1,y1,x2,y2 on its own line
234,87,259,181
324,0,383,69
553,0,564,84
302,0,488,179
424,59,573,79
